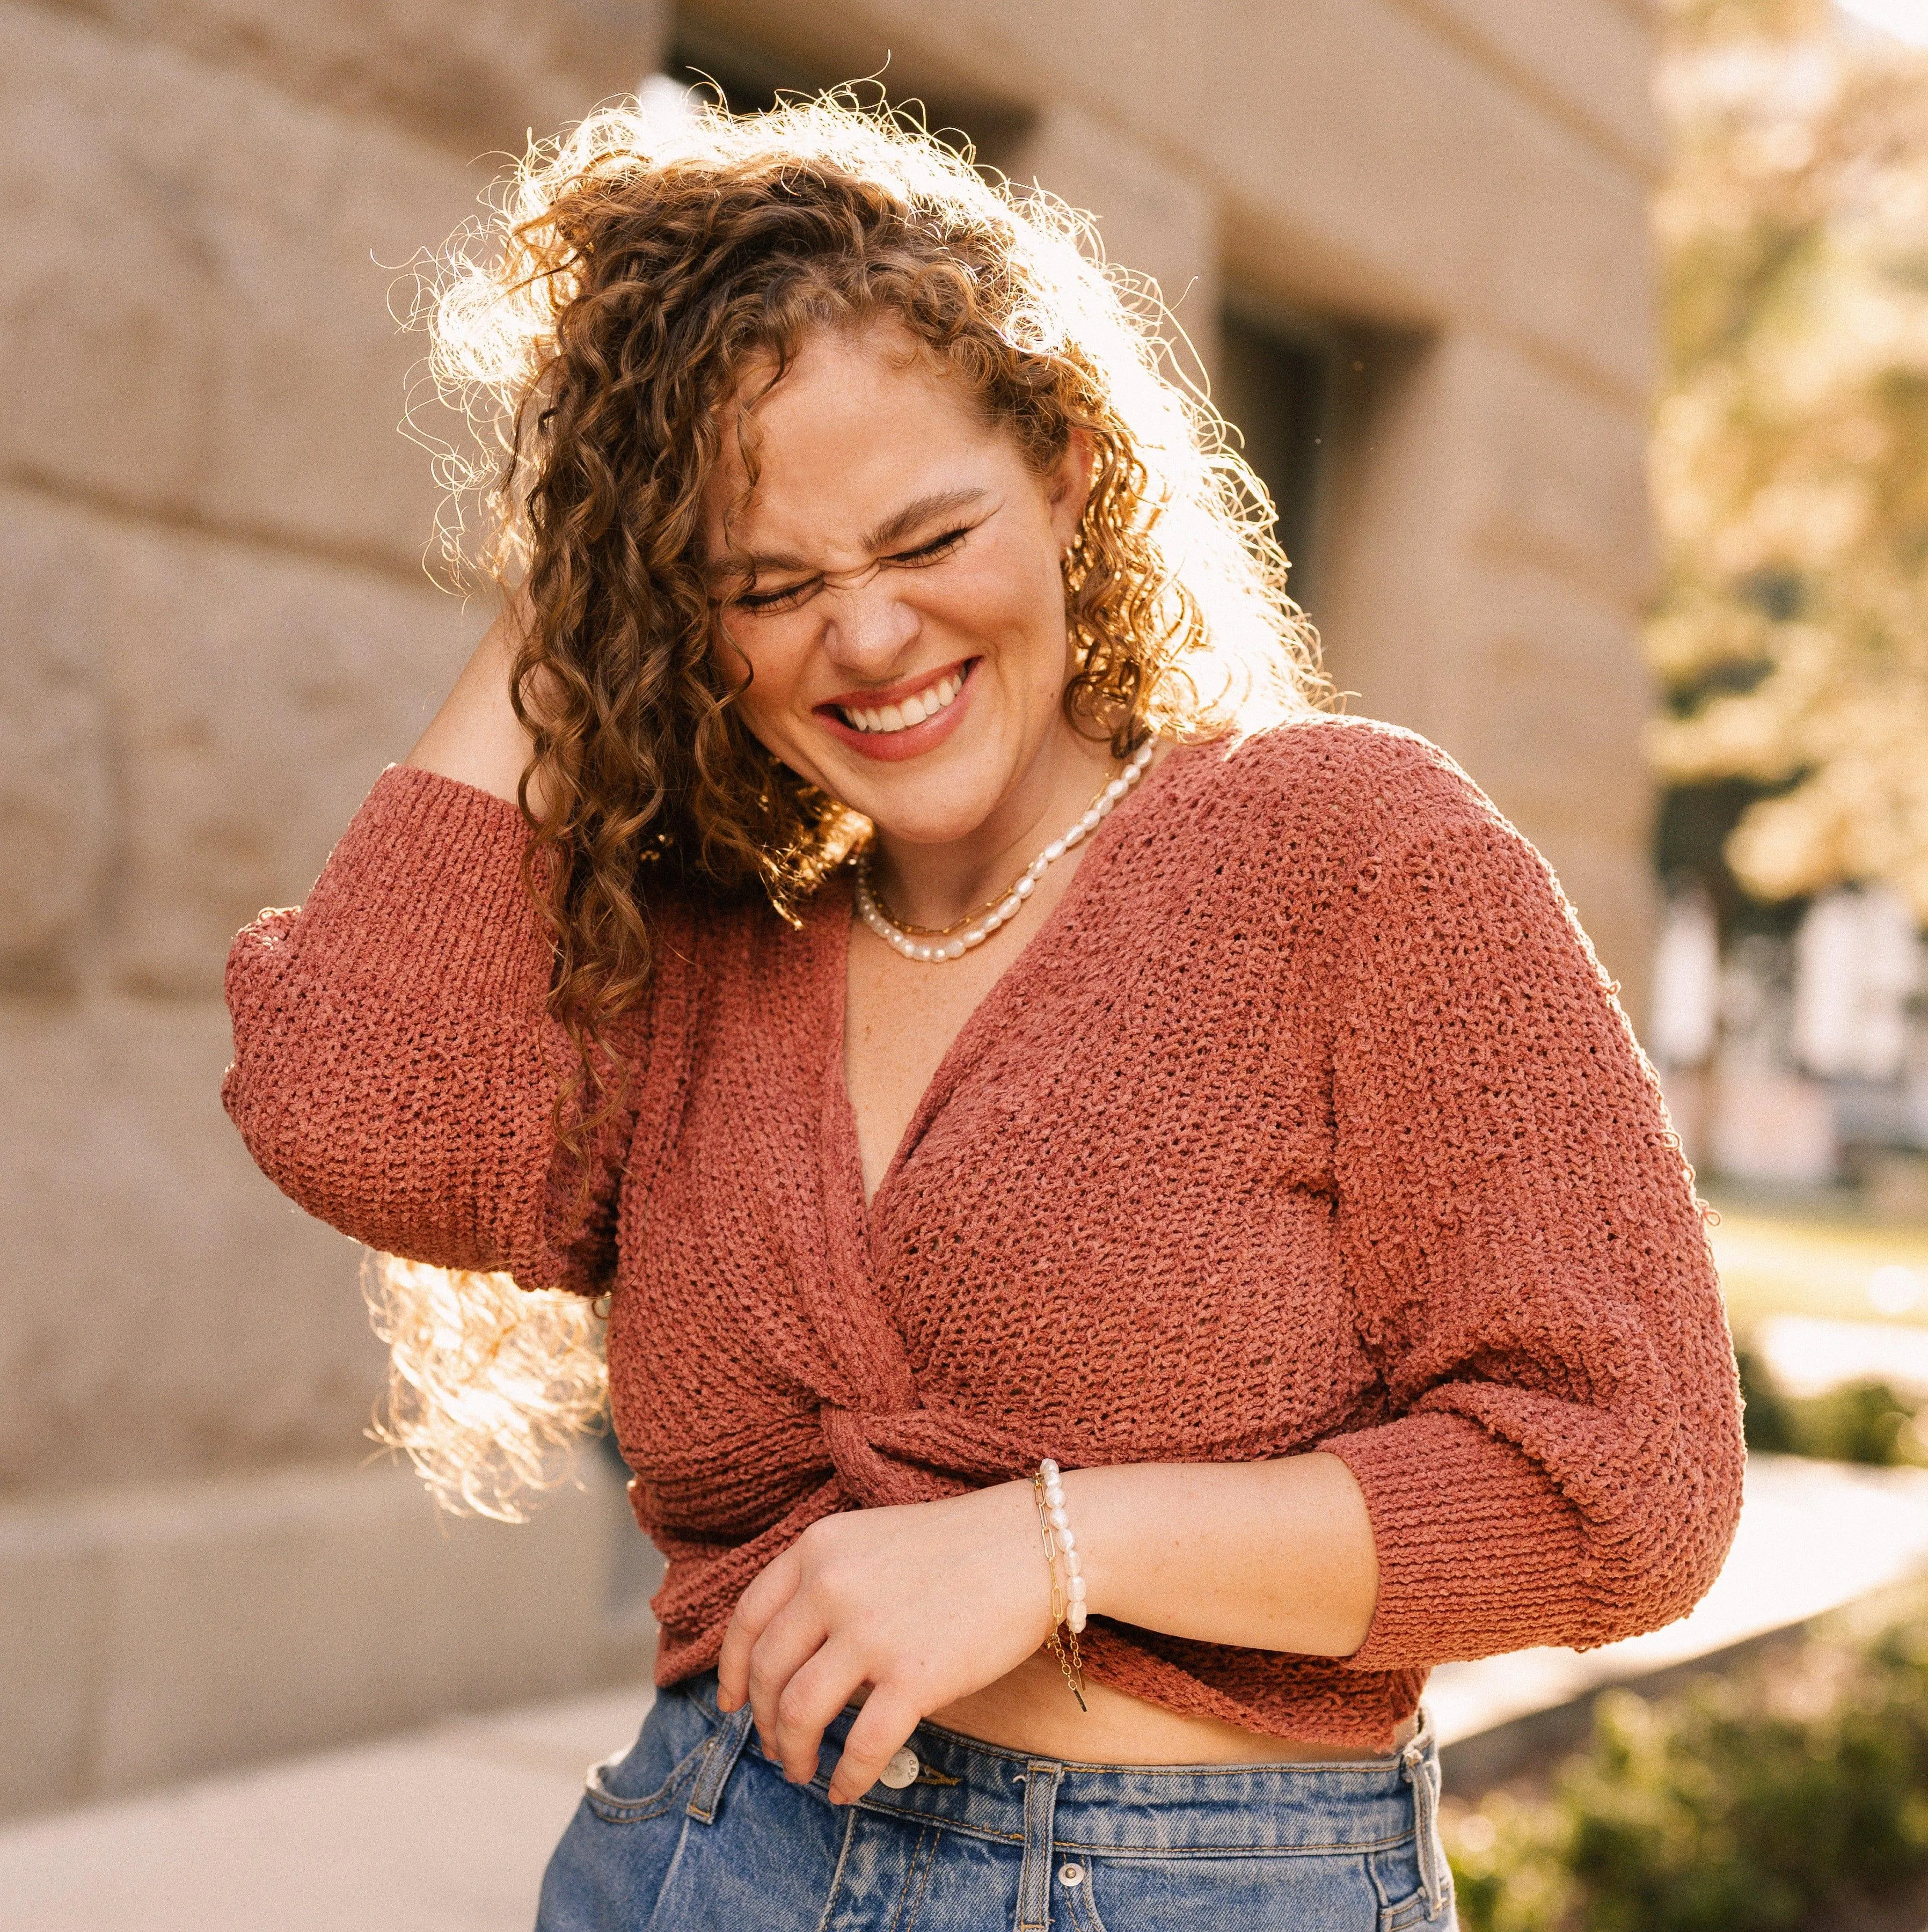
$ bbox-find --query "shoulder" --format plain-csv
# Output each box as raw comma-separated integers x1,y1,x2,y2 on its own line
1163,713,1505,866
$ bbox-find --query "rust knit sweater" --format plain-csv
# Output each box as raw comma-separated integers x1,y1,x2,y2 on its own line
223,716,1744,1749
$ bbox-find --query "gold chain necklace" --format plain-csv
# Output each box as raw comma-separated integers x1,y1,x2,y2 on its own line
855,738,1155,963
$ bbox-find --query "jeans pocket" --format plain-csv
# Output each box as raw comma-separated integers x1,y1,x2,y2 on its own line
583,1701,717,1824
1378,1884,1437,1931
1072,1853,1421,1931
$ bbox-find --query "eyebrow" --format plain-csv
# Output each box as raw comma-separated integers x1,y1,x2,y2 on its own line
712,486,989,582
860,486,987,556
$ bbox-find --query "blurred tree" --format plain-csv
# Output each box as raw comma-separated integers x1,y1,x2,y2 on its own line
1649,0,1928,918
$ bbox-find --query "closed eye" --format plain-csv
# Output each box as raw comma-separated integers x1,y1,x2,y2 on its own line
725,522,975,614
885,525,972,567
732,577,817,614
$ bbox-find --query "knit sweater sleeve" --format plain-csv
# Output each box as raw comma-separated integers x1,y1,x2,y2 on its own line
221,764,654,1295
1319,772,1744,1671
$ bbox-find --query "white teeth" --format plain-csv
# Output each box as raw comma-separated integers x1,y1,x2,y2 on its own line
840,668,966,734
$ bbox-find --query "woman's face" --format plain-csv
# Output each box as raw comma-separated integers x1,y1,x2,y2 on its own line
702,322,1092,850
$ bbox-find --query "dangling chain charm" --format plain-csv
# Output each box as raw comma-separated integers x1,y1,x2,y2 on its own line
1031,1458,1089,1711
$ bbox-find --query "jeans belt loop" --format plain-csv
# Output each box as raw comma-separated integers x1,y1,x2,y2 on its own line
1015,1758,1063,1932
686,1700,756,1825
1399,1717,1450,1920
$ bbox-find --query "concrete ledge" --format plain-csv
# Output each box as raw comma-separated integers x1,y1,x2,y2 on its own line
0,1455,658,1820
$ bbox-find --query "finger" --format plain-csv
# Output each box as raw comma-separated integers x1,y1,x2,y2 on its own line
747,1597,834,1770
717,1548,801,1713
827,1685,924,1807
769,1640,867,1788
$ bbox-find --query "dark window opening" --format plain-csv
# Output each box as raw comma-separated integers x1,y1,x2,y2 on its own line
1213,309,1335,611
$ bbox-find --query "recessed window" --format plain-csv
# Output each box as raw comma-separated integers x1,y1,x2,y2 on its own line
1213,309,1335,610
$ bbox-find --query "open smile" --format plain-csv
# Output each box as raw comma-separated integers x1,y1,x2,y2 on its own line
815,659,978,761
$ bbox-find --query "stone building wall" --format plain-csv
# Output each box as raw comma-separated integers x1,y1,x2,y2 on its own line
0,0,1662,1817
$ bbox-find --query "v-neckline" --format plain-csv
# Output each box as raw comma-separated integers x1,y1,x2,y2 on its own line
822,740,1199,1231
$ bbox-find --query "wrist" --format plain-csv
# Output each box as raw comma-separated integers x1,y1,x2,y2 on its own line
1055,1465,1111,1620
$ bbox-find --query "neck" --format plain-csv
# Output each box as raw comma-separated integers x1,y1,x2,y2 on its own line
867,720,1119,931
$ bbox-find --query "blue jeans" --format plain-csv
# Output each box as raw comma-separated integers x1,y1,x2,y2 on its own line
536,1673,1456,1930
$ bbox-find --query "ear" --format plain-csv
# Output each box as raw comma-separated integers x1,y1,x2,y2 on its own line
1045,428,1096,553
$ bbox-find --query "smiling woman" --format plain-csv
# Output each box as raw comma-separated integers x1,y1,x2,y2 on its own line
220,93,1744,1932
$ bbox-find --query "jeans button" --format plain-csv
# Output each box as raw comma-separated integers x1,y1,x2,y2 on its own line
1058,1862,1085,1887
878,1746,921,1789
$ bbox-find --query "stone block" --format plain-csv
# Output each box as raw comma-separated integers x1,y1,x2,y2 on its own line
1404,0,1662,177
0,4,486,569
1316,329,1653,791
1451,333,1655,612
61,0,670,156
97,514,486,997
0,998,382,1490
0,1513,112,1818
1003,101,1222,370
808,0,1656,397
0,496,112,990
0,490,484,1000
0,1458,653,1814
1449,567,1655,853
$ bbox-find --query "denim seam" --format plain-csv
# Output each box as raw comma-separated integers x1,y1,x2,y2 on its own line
811,1805,861,1932
1382,1897,1432,1931
829,1806,1419,1858
583,1731,715,1824
846,1803,1024,1849
1017,1761,1061,1932
686,1702,756,1824
886,1824,939,1932
1051,1828,1419,1860
1068,1868,1109,1932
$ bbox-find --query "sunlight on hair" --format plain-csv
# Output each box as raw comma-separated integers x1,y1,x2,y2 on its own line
404,87,1319,736
363,1253,611,1523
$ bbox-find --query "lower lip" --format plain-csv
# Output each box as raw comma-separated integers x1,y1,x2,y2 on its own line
816,662,978,763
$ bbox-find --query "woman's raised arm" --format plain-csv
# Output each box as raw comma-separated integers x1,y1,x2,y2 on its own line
405,595,542,807
222,598,657,1295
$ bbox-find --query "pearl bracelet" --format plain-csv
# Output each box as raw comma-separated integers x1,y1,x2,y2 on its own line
1032,1458,1089,1710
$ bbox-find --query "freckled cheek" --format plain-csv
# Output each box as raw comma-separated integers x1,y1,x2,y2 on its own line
716,627,817,752
922,553,1065,662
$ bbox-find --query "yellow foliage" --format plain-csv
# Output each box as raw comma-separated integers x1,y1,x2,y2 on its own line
1651,0,1928,917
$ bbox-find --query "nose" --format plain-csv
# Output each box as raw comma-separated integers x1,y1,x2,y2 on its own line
817,572,919,674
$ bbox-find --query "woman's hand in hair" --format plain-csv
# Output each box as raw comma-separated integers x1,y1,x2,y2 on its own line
714,1480,1050,1805
406,588,552,812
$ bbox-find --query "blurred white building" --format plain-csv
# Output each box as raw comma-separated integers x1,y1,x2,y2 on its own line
1652,883,1928,1191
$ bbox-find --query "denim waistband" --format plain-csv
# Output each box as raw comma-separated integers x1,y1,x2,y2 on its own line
669,1671,1448,1913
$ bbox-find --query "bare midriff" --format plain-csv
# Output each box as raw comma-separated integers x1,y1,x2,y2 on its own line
922,1651,1414,1765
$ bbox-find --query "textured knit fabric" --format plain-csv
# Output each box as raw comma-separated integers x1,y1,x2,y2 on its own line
223,716,1745,1750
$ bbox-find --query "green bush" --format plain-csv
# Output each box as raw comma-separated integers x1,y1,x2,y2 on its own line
1448,1600,1928,1931
1735,1346,1923,1466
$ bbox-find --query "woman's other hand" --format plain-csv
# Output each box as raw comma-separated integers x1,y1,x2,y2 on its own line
715,1481,1048,1805
406,589,546,809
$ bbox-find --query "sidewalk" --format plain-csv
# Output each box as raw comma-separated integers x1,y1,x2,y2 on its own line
0,1685,652,1932
5,1453,1927,1931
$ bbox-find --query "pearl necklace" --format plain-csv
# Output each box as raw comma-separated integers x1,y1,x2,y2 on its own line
855,737,1157,963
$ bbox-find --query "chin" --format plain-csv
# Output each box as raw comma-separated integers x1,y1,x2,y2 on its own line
858,788,999,848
